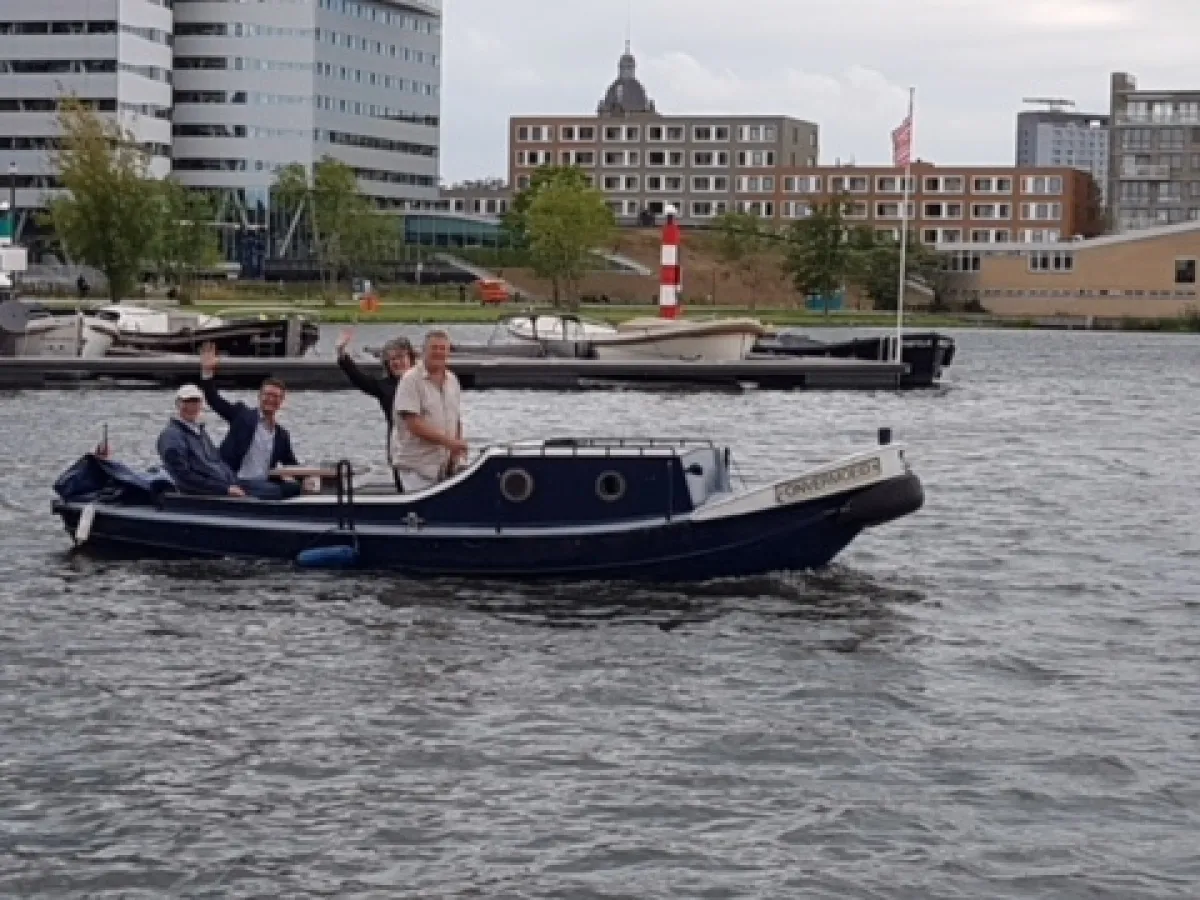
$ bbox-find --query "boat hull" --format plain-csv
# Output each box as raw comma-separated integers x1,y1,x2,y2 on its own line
591,328,761,363
112,318,320,358
52,473,920,582
506,315,766,362
0,316,117,358
50,437,922,583
754,331,955,387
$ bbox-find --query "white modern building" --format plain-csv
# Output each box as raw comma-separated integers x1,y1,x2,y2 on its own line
1015,109,1109,208
0,0,442,263
173,0,442,262
0,0,173,241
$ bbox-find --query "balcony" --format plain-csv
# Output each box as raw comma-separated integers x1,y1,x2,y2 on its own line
1115,114,1200,126
1119,164,1171,180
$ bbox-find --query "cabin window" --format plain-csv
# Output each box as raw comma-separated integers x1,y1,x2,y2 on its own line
1175,258,1196,284
500,468,534,503
596,471,626,503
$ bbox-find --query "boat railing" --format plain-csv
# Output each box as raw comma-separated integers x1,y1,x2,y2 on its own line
486,436,719,458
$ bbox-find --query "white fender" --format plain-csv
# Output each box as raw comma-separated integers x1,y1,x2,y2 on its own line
75,502,96,543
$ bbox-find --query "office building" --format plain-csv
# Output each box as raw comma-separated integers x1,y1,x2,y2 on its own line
509,43,820,225
173,0,442,262
0,0,442,262
0,0,173,242
1015,108,1109,206
1108,71,1200,233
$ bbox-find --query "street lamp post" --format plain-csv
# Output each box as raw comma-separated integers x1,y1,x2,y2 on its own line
7,162,15,242
8,162,17,297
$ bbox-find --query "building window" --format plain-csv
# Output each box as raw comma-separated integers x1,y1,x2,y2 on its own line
1176,258,1196,284
1020,202,1063,221
1028,251,1074,272
1022,175,1064,195
784,176,821,193
947,251,981,271
923,202,963,219
971,203,1012,219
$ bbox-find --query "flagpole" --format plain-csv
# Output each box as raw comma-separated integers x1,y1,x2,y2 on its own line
895,87,914,364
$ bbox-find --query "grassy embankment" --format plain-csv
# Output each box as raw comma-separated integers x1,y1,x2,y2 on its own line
32,282,1200,331
171,283,1000,328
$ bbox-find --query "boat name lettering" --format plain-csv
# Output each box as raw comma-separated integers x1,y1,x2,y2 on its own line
774,457,882,504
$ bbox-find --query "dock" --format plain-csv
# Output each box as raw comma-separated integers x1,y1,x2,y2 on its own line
0,354,915,392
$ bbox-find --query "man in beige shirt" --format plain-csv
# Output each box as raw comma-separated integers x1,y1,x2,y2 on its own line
391,330,467,492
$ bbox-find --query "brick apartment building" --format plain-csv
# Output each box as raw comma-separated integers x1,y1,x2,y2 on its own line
501,44,1102,246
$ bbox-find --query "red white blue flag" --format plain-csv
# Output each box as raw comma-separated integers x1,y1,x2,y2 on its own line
892,114,912,168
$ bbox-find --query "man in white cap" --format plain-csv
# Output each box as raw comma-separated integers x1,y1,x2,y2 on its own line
156,383,301,499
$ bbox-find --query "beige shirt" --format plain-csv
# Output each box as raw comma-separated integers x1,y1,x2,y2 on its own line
390,362,462,481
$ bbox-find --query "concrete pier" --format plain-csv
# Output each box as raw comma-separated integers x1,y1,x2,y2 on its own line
0,354,916,392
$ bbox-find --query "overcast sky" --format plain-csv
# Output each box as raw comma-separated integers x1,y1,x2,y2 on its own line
438,0,1199,184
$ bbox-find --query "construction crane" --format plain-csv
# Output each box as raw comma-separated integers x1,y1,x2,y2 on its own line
1022,97,1077,112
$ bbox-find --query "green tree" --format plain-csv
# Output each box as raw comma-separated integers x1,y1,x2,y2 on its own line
781,197,856,314
711,210,776,306
713,210,765,263
273,156,392,299
152,179,221,305
854,229,944,311
45,97,164,302
504,165,594,248
526,178,615,308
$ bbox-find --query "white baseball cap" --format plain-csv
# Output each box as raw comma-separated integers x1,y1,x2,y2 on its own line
176,383,204,401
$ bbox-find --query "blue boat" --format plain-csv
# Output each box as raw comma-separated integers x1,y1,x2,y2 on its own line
50,432,924,583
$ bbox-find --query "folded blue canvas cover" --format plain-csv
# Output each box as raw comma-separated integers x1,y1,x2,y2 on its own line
53,454,176,505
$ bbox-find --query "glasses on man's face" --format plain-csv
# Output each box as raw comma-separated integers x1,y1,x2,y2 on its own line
261,391,284,402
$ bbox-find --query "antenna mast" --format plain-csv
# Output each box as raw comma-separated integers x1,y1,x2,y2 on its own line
1022,97,1077,112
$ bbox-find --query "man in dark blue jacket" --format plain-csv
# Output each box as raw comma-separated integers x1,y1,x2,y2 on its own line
156,384,300,500
199,343,300,482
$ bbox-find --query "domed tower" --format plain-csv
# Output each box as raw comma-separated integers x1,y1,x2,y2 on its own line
597,42,655,116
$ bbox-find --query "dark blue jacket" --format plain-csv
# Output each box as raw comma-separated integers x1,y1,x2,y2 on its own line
200,377,298,473
155,418,237,495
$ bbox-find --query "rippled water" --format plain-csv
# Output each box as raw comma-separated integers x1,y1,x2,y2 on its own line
1,327,1199,898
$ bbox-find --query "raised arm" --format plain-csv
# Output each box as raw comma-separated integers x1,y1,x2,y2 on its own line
199,342,243,423
335,329,385,399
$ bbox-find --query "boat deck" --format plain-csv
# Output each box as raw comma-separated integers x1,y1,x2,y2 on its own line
0,354,917,392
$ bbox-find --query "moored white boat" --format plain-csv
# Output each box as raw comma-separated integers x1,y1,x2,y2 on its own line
0,300,119,358
92,304,320,358
504,313,766,362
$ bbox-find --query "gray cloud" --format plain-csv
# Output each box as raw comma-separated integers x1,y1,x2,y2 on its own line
440,0,1199,183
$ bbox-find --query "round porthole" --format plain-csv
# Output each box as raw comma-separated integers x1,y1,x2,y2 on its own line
500,467,534,503
596,470,626,503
